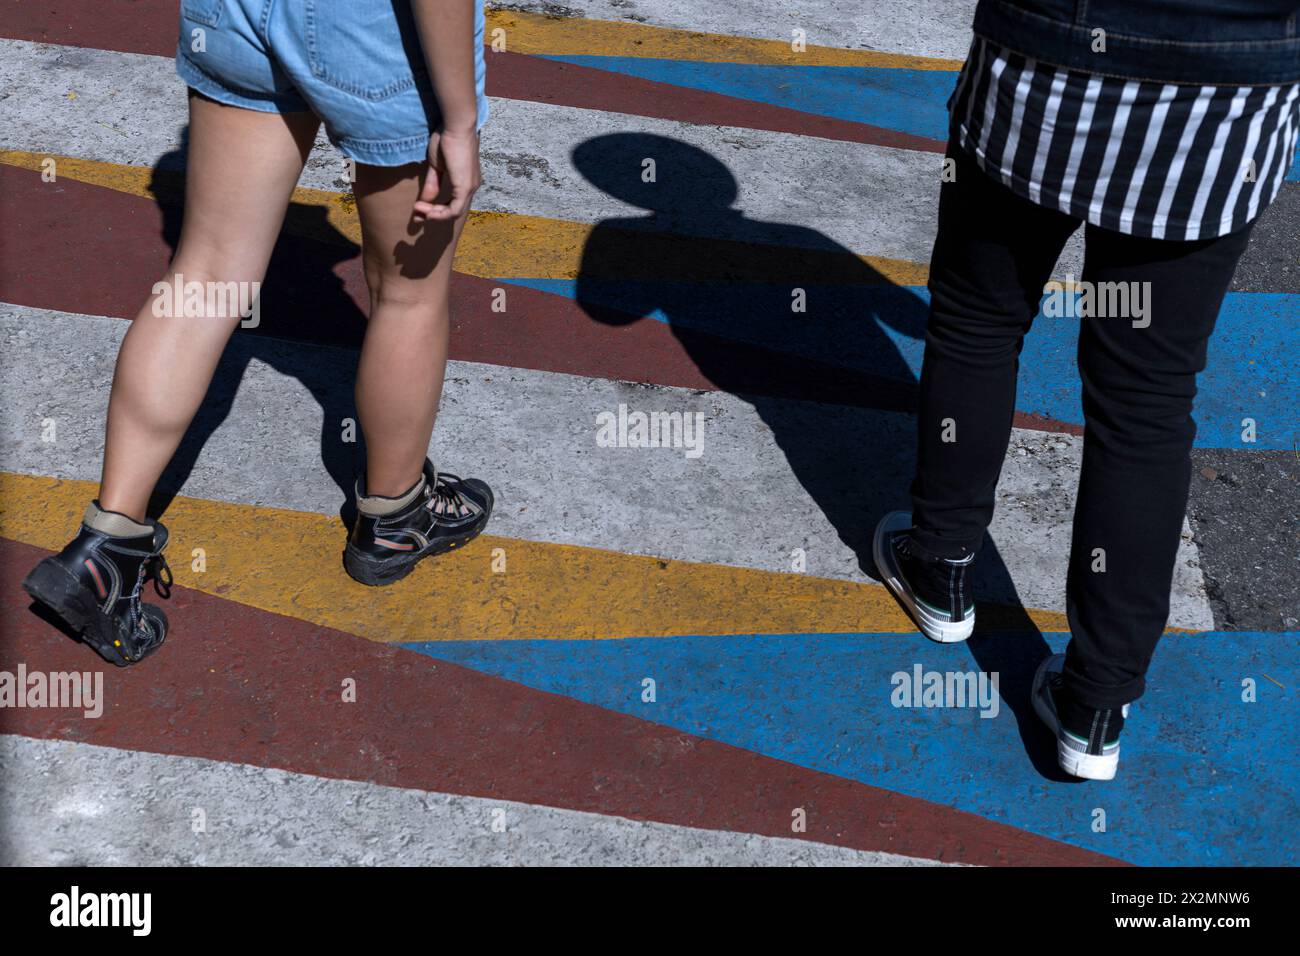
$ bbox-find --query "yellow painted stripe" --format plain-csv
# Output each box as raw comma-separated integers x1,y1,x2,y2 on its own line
0,471,1071,640
485,8,964,71
0,149,931,285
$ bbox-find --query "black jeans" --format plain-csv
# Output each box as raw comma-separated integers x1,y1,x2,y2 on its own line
910,145,1254,709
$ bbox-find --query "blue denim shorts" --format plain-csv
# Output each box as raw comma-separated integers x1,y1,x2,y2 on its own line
175,0,489,166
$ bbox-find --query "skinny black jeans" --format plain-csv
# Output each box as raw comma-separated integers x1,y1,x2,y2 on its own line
910,145,1253,708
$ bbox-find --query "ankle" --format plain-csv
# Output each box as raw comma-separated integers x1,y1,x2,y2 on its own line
1055,684,1126,744
906,526,978,563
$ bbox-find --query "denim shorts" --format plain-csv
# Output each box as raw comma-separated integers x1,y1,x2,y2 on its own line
175,0,489,166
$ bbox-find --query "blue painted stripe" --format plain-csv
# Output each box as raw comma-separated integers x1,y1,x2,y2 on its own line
399,631,1299,866
503,277,1299,450
551,54,1300,181
545,55,955,141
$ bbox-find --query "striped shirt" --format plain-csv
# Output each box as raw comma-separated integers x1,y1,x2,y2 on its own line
950,35,1300,241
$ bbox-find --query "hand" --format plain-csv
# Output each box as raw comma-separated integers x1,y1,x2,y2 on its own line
414,128,481,221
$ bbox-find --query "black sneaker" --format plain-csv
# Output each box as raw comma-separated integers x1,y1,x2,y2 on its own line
872,511,975,643
22,502,172,667
1032,653,1128,780
344,458,493,587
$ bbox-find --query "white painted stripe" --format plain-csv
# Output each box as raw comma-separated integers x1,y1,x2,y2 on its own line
0,735,951,865
0,302,1217,628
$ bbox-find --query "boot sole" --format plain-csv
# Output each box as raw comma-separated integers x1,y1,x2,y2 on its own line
22,557,133,666
343,522,488,587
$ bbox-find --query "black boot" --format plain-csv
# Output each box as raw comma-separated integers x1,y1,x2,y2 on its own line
344,458,493,587
23,501,172,666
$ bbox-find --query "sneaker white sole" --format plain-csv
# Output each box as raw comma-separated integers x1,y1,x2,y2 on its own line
1031,654,1120,781
872,511,974,644
1056,741,1119,781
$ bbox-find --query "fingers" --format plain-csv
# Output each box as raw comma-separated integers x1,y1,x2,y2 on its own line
413,133,479,222
416,167,474,220
419,181,470,221
417,165,442,205
411,134,442,220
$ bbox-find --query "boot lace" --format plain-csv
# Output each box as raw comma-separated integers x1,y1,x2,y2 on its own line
125,552,172,637
424,472,473,519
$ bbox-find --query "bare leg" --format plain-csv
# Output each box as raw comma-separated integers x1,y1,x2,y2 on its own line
98,92,320,520
352,161,468,496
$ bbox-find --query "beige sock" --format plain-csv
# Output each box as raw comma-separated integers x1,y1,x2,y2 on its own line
357,473,428,517
84,501,153,538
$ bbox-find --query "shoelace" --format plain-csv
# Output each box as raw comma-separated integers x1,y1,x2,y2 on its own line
150,553,173,599
424,472,471,519
123,553,172,639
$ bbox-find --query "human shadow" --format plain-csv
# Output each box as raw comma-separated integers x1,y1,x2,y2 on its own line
572,133,1062,776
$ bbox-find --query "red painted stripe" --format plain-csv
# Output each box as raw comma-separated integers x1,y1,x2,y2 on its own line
0,1,945,153
0,164,1082,434
0,0,177,56
0,535,1121,865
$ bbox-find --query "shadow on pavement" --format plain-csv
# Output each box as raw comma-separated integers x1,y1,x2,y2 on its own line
572,132,1059,773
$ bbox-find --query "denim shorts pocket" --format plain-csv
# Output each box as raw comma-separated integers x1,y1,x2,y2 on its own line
305,0,428,101
180,0,224,28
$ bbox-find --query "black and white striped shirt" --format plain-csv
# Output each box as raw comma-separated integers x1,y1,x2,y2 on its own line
950,35,1300,240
